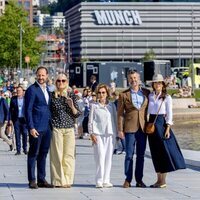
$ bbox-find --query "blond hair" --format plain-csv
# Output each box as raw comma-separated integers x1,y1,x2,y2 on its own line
54,73,68,98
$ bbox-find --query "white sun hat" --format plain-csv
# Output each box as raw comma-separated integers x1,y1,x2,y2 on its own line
151,74,165,82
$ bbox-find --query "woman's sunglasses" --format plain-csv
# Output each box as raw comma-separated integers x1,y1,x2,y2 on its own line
98,91,106,94
57,79,67,83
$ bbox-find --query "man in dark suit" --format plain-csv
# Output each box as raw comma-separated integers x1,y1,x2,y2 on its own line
25,66,53,189
10,86,28,155
89,75,98,92
0,90,13,151
117,70,150,188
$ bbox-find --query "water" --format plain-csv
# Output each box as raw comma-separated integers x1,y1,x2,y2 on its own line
172,119,200,151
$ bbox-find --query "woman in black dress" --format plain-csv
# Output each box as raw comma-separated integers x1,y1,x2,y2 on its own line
147,74,186,188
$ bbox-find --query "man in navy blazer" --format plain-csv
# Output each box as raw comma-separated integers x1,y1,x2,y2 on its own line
89,75,98,92
10,85,28,155
25,66,53,189
0,90,13,151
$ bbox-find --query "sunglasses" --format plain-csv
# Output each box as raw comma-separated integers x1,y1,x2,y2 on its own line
57,79,67,83
98,91,106,94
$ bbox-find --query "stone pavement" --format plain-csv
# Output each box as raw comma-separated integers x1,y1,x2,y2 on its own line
0,138,200,200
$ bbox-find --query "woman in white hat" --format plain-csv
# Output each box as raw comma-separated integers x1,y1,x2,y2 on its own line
147,74,186,188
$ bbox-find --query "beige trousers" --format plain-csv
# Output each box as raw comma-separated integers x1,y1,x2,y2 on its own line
0,123,12,146
50,127,75,186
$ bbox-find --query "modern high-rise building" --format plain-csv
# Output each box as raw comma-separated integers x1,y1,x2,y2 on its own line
39,0,57,7
1,1,33,25
65,2,200,67
18,0,33,25
43,12,65,31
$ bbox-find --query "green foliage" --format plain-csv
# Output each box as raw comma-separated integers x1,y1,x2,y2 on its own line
167,88,179,96
54,27,64,37
47,0,162,14
39,5,50,14
0,1,44,69
51,0,81,13
142,49,156,62
48,2,58,15
194,89,200,100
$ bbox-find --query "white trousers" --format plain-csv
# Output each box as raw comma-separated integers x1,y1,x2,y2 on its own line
93,134,114,185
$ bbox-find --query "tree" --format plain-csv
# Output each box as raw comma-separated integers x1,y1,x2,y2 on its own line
142,49,156,62
0,1,44,69
39,5,50,14
49,0,81,14
54,27,64,37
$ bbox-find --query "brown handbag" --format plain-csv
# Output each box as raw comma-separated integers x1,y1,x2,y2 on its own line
145,122,155,134
145,100,164,135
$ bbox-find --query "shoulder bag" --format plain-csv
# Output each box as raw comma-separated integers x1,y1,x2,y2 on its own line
145,99,164,134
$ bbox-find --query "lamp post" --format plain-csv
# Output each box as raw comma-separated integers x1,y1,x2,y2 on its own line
191,11,195,95
122,30,124,62
19,23,23,78
67,21,71,64
178,25,181,70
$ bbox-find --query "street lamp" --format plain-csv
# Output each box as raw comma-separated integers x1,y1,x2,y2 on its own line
19,23,23,78
191,11,195,95
122,30,124,62
18,23,25,80
178,25,181,70
67,21,71,64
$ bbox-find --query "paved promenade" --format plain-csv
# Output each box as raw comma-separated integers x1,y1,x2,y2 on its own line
0,138,199,200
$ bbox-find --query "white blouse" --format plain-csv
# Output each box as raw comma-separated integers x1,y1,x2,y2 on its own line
148,92,173,125
88,102,117,135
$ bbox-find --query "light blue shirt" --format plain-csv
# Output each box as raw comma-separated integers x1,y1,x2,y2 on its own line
130,89,144,109
17,98,24,118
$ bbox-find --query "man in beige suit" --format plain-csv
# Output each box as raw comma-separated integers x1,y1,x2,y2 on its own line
118,70,150,188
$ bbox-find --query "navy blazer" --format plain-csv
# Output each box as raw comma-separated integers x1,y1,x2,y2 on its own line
90,81,98,92
25,82,51,132
10,96,26,123
0,97,9,123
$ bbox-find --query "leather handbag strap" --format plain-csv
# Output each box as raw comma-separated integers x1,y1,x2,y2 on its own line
152,99,164,124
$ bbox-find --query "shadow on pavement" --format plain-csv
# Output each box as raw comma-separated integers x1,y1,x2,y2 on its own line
0,183,28,188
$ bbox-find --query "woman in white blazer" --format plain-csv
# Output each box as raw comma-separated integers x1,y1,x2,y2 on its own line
88,83,117,188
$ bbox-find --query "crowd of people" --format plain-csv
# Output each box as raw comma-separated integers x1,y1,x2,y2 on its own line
0,67,186,190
